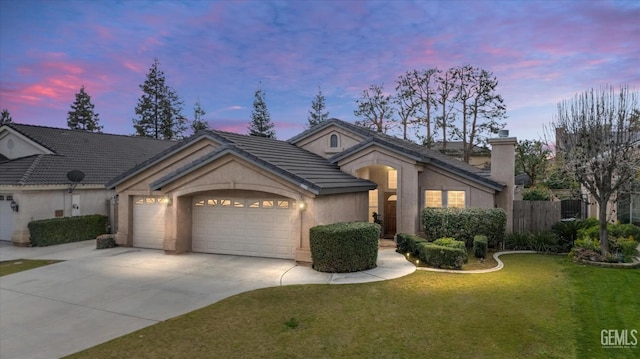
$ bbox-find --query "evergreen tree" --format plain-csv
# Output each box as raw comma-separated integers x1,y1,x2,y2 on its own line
0,109,12,125
67,86,102,132
307,87,329,128
133,58,186,140
248,84,275,138
191,98,208,133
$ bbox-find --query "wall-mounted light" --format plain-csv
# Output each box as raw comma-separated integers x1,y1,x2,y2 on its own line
10,200,18,212
298,201,307,212
163,195,172,206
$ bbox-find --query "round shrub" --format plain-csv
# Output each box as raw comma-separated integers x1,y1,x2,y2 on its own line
310,222,380,273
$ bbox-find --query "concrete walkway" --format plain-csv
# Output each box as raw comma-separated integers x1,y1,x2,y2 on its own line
0,240,415,359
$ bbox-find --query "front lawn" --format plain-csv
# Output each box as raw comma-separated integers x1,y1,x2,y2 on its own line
0,259,62,277
67,254,639,358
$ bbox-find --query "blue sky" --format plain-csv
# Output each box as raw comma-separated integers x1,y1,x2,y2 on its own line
1,0,638,141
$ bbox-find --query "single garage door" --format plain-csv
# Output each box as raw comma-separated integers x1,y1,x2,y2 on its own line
132,196,166,249
192,196,298,259
0,194,14,241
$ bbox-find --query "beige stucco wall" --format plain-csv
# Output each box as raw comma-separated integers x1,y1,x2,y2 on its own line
419,166,495,209
337,146,423,234
114,144,368,264
489,137,517,232
4,186,113,245
293,126,364,158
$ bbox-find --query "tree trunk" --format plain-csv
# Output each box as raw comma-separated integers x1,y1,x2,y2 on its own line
598,201,610,254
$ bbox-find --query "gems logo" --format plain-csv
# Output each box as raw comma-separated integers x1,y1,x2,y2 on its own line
601,329,638,349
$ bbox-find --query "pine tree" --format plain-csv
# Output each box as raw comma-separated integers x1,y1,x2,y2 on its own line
67,86,102,132
191,98,208,133
307,87,329,128
133,58,186,140
1,109,12,125
248,84,275,138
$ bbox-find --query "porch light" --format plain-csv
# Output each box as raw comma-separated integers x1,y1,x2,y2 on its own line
298,201,307,211
10,199,18,212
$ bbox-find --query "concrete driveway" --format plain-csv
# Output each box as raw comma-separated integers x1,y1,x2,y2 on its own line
0,240,414,358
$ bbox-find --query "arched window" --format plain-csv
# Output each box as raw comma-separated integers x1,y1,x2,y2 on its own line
330,134,338,148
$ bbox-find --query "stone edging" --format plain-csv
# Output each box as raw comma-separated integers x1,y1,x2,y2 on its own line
416,250,640,273
416,250,537,274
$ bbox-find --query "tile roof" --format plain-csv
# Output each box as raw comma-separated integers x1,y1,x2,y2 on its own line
0,124,175,186
112,129,377,195
290,119,505,191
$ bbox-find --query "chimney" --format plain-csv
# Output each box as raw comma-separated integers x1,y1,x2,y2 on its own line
489,133,517,233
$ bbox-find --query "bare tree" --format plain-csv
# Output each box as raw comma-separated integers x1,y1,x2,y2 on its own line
395,73,419,140
552,85,639,254
451,65,506,163
516,139,551,187
354,84,395,133
396,69,439,145
434,68,456,149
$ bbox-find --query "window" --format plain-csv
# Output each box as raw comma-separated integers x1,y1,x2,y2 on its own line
233,200,244,208
145,198,156,205
195,200,205,207
262,200,274,208
220,199,231,207
248,200,260,208
425,190,442,207
388,169,397,190
448,191,465,208
424,190,465,208
330,134,338,148
277,200,290,209
207,199,218,207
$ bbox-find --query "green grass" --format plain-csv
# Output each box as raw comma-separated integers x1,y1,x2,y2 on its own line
0,259,62,276
66,254,639,359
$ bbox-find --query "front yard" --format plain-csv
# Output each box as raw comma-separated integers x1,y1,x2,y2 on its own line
66,254,639,358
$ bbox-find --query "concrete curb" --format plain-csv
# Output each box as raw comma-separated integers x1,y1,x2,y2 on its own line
416,250,538,274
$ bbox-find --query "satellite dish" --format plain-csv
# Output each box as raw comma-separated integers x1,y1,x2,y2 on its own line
67,170,85,183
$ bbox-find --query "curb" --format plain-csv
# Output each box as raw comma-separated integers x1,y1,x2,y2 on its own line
416,250,537,274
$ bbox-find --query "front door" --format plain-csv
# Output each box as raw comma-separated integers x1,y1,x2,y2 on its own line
384,193,397,238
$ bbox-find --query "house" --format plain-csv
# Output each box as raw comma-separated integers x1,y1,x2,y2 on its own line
0,124,174,244
432,141,492,169
555,127,640,224
107,118,516,263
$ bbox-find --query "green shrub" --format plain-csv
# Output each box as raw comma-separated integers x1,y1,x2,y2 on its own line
505,231,560,252
609,223,640,242
551,218,598,251
417,243,466,270
421,207,506,247
396,233,429,256
505,232,533,250
473,235,488,259
28,215,108,247
609,237,639,262
433,237,467,263
574,237,600,252
310,222,380,273
522,187,552,201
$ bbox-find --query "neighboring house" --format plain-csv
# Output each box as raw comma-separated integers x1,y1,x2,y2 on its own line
556,127,640,224
433,141,492,169
0,124,174,244
107,118,516,263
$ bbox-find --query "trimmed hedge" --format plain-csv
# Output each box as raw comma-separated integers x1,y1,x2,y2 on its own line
28,215,108,247
417,243,466,269
473,235,488,259
310,222,380,273
433,237,467,263
396,233,429,256
421,207,506,247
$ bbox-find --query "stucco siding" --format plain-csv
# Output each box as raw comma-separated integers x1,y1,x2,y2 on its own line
295,126,364,158
419,166,495,208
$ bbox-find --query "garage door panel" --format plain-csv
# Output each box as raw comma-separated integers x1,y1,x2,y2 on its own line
133,196,165,249
192,196,296,259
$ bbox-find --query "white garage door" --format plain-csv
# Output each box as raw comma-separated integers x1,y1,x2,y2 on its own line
0,194,14,241
192,196,298,259
132,196,166,249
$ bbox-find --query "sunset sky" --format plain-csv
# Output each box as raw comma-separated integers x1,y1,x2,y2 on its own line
1,0,638,142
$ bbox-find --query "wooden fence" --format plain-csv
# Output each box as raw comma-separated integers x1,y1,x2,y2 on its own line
513,200,562,233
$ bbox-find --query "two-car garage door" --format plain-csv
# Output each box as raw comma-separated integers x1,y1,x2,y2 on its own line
192,196,298,259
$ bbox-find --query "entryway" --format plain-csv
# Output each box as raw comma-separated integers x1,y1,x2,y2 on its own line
384,193,397,238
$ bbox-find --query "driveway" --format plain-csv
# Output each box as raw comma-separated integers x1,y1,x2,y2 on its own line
0,240,414,358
